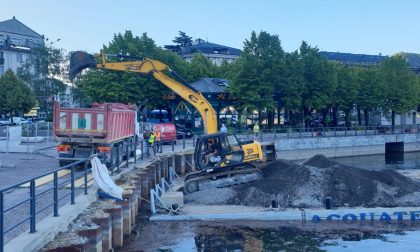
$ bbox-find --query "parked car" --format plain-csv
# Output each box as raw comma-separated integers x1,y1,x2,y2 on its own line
0,118,11,126
175,124,193,139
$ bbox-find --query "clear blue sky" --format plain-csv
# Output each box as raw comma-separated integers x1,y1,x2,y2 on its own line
2,0,419,56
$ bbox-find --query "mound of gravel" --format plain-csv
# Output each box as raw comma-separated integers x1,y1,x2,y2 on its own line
185,155,420,208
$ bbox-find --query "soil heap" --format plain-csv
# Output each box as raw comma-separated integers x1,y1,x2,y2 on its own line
185,155,420,208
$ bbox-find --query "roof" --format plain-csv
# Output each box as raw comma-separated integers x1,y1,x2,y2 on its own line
182,42,242,56
0,17,43,38
400,53,420,69
320,51,386,65
190,78,229,93
320,51,420,72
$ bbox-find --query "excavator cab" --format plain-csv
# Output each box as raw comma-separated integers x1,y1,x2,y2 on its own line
194,133,244,171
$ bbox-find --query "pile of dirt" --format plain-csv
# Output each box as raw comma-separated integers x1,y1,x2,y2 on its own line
185,155,420,208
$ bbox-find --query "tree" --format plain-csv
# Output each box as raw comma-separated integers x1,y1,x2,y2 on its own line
76,31,190,110
187,53,218,81
0,70,35,122
18,42,67,115
282,51,304,125
333,65,359,126
164,31,193,54
355,66,384,126
298,41,336,127
380,55,420,126
229,31,285,126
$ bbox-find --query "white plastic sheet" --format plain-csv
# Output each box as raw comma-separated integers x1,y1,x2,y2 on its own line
91,157,123,200
8,126,22,145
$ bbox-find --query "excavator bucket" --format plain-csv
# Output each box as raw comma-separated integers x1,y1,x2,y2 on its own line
69,51,97,80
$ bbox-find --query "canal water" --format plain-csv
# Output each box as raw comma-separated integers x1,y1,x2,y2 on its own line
120,153,420,252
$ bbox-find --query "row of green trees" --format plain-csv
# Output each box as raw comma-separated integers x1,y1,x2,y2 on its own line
75,30,420,127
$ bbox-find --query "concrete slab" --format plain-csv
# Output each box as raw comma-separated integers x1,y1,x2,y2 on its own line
161,191,184,208
150,205,420,222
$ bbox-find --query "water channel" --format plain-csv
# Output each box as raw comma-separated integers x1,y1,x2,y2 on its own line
119,153,420,252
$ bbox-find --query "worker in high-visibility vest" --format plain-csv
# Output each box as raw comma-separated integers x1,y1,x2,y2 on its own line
155,128,162,153
148,131,156,155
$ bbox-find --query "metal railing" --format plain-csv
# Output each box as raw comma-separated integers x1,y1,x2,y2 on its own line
222,124,420,142
0,158,92,252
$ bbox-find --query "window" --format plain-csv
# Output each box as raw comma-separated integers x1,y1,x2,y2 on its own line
16,53,23,63
0,51,3,59
0,65,4,75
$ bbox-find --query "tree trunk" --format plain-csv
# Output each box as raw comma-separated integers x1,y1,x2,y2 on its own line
322,109,328,127
267,110,273,129
332,106,338,127
277,103,282,127
391,110,396,129
303,107,310,128
345,110,351,127
357,108,362,126
363,108,369,127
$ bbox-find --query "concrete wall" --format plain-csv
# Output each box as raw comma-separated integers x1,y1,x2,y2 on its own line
276,134,420,160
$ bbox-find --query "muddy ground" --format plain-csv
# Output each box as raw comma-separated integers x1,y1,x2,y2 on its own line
185,155,420,208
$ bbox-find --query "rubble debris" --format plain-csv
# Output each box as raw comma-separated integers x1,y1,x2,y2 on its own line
186,155,420,208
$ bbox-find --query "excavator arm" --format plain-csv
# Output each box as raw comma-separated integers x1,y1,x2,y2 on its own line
69,51,217,134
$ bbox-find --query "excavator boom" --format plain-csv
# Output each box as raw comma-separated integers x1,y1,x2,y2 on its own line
69,51,217,134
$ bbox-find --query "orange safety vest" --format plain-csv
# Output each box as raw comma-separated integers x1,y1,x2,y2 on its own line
155,131,161,141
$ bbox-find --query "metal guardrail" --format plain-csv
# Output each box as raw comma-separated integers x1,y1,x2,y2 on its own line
0,158,92,252
219,125,420,142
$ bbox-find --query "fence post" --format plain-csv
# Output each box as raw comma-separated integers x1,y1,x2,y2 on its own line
140,140,144,161
183,133,186,149
133,138,137,163
30,179,36,233
0,191,4,252
6,125,9,154
126,142,129,168
172,139,175,151
116,146,120,168
84,161,88,195
34,123,38,152
192,134,196,147
71,166,75,204
47,122,50,144
53,171,59,217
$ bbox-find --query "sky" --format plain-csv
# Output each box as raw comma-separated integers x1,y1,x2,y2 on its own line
1,0,419,56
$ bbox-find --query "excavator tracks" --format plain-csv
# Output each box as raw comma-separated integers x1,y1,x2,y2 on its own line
183,166,263,194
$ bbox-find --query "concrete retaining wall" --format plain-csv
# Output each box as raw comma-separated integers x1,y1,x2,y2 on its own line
276,135,420,160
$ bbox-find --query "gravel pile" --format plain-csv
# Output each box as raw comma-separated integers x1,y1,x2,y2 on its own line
185,155,420,208
43,232,87,249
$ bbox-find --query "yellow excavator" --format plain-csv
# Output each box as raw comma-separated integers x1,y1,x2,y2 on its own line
69,51,274,193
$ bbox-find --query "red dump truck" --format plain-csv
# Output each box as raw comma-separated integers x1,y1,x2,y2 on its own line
53,102,138,167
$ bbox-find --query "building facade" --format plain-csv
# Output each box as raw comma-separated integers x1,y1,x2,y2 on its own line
181,40,242,66
0,16,44,76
